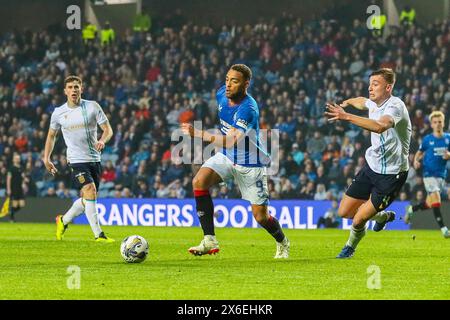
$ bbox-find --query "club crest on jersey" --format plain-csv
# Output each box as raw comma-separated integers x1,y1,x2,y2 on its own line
75,172,85,184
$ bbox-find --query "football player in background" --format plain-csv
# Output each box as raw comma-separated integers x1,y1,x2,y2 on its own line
43,75,114,242
404,111,450,238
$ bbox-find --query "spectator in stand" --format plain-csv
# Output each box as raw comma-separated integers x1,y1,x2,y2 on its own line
299,181,316,200
307,131,327,164
317,200,340,228
218,184,229,199
0,14,447,201
314,183,328,200
115,165,133,192
14,132,28,153
122,187,133,198
101,160,116,183
280,179,298,199
56,181,72,199
136,181,152,198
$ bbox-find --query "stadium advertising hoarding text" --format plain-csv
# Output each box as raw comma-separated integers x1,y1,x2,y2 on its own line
74,199,410,230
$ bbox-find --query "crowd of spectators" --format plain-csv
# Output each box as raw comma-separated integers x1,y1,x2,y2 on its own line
0,11,449,203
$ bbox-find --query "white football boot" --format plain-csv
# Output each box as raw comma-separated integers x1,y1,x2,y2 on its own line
188,235,220,256
274,237,290,259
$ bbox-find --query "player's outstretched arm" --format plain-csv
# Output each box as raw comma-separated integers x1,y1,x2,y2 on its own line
340,97,368,110
325,102,394,134
43,128,58,176
181,123,244,148
207,127,244,149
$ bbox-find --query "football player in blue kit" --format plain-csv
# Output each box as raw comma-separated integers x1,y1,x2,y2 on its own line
181,64,290,258
405,111,450,238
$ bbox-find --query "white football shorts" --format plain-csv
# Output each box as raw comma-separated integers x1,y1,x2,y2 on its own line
202,152,269,205
423,177,446,194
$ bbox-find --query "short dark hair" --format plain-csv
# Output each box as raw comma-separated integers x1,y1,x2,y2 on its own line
230,64,252,81
64,75,82,87
370,68,396,85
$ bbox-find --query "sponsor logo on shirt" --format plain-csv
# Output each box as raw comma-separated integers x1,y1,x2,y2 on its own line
236,119,249,130
434,147,446,156
65,123,86,131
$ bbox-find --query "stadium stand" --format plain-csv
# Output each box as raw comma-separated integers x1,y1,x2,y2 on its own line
0,11,448,201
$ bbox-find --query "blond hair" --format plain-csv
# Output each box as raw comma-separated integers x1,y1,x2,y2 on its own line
429,110,445,122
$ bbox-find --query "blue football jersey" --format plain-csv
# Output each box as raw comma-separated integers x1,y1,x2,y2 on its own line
419,132,450,178
215,85,270,167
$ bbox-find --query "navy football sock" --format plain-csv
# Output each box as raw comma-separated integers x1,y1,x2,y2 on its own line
194,189,215,236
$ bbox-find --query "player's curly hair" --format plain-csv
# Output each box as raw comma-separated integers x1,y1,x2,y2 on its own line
64,75,82,87
230,64,252,82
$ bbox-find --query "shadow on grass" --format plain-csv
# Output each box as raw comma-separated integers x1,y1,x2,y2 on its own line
103,256,338,268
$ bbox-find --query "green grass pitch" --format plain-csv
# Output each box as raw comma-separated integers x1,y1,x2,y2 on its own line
0,223,448,300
